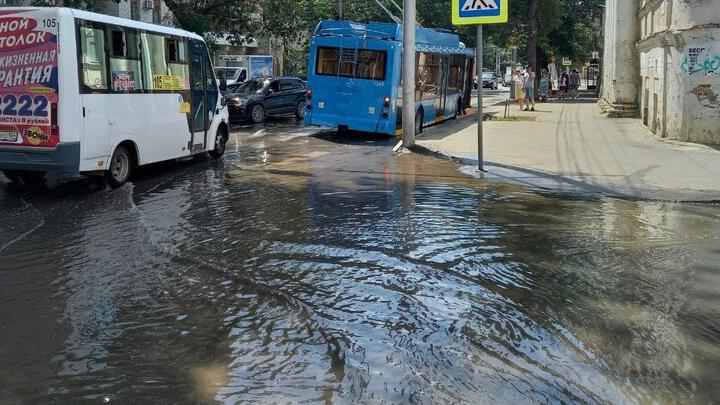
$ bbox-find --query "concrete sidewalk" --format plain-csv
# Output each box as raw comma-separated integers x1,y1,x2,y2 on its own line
415,94,720,201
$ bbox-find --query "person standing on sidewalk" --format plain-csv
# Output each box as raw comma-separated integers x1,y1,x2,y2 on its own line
513,69,525,111
523,65,536,111
569,69,581,99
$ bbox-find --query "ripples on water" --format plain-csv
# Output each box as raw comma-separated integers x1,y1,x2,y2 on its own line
1,134,719,404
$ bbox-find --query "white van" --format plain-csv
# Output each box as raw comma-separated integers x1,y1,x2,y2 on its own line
0,7,229,187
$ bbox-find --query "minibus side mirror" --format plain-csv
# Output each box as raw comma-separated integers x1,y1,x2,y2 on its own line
219,75,227,92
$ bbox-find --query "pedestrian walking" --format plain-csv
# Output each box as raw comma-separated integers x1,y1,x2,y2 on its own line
513,69,525,111
523,65,535,111
569,69,581,99
559,72,568,99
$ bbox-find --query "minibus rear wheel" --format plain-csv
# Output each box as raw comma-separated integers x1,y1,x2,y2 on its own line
106,145,132,188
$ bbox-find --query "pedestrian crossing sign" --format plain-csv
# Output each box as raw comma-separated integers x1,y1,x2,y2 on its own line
452,0,508,25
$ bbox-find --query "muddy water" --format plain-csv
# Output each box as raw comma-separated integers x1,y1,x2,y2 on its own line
1,130,719,404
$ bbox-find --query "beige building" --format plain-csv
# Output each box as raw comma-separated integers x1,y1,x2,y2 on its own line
602,0,720,145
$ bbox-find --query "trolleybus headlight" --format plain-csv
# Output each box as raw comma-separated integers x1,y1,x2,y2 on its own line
306,89,312,100
383,96,390,107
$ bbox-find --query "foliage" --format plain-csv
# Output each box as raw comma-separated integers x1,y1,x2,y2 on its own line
261,0,307,42
163,0,260,44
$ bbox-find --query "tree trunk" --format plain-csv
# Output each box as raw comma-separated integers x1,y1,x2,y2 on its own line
526,0,539,71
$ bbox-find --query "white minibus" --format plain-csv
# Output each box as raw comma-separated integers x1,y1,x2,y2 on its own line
0,7,229,187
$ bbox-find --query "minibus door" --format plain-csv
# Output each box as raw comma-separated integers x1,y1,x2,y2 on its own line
189,47,207,152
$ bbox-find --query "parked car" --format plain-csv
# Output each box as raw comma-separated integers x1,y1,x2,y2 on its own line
480,72,499,89
222,77,307,124
503,73,512,86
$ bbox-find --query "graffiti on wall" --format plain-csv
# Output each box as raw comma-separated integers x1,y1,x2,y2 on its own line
680,44,719,76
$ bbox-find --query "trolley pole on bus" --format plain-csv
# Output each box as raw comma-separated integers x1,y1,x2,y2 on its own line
401,0,416,148
476,25,484,171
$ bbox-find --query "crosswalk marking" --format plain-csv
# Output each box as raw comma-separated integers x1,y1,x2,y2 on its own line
462,0,498,11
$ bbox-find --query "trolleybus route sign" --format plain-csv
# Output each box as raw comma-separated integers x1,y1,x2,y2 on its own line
452,0,508,25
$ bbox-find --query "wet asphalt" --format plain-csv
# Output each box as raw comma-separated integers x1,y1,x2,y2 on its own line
1,115,720,404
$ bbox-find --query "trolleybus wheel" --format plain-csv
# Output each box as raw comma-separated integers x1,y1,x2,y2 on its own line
250,105,266,124
210,126,228,159
295,100,306,120
415,110,423,134
106,145,132,188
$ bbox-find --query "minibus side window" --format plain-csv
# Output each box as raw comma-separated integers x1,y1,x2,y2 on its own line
141,33,190,91
80,26,109,91
109,29,142,92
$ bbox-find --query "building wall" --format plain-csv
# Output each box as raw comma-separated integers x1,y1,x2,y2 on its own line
601,0,640,107
636,0,720,144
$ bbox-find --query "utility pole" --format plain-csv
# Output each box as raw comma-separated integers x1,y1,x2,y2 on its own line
338,0,343,19
401,0,416,148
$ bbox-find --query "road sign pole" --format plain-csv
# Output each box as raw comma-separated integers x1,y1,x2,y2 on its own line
401,0,416,148
477,24,484,172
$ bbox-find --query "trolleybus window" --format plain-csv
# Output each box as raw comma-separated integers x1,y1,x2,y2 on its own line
338,48,356,77
315,46,387,80
356,50,386,80
416,53,440,101
316,47,339,76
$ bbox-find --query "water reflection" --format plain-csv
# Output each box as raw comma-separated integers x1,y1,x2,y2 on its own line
0,133,719,403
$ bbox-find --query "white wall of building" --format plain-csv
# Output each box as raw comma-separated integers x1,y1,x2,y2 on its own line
605,0,719,145
601,0,640,107
637,0,720,144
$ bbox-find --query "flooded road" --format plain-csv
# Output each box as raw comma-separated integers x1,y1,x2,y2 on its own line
1,121,720,404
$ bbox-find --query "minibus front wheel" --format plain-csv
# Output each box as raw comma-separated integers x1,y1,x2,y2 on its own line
210,126,228,159
106,145,133,188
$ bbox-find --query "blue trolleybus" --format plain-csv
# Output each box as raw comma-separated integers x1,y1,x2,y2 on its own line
304,20,475,136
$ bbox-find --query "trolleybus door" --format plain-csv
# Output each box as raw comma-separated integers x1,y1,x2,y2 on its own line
436,57,449,119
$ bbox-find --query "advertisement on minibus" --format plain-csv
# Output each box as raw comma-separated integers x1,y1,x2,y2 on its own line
0,9,59,148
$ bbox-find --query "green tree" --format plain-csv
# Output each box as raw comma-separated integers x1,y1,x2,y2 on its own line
163,0,260,44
